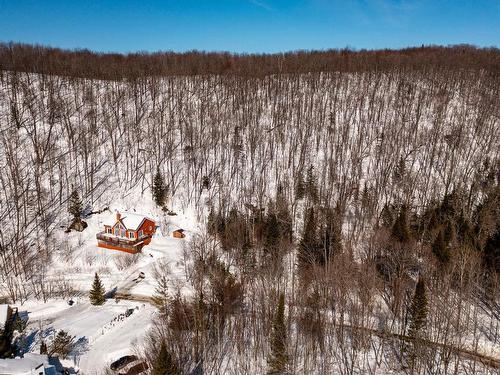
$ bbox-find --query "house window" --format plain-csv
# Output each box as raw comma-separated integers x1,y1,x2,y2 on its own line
128,231,135,239
120,229,126,237
106,227,112,234
139,230,144,238
114,227,119,236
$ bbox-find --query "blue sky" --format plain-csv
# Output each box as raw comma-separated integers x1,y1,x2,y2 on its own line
0,0,499,53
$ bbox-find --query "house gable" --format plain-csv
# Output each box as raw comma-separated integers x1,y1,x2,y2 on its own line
97,211,156,254
138,219,155,233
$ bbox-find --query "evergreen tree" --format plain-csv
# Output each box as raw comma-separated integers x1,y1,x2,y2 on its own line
207,207,217,236
393,157,406,183
267,293,288,375
299,207,318,266
380,203,394,229
89,272,106,305
40,340,47,355
265,206,281,252
318,207,342,264
295,171,305,200
152,341,179,375
407,277,428,338
152,275,170,315
153,167,167,207
432,229,450,265
305,166,318,202
361,182,371,212
276,185,292,242
49,330,75,359
202,175,210,190
484,228,500,273
391,205,411,243
68,189,82,218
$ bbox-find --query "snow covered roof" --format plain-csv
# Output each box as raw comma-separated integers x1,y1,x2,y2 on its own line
103,211,155,231
0,304,10,328
0,354,57,375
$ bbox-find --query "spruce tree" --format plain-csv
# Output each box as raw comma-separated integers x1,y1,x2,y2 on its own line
391,205,411,243
153,167,167,207
295,171,305,200
265,208,281,252
305,165,318,202
152,341,179,375
89,272,106,306
276,185,292,242
267,293,288,375
68,189,82,218
407,277,428,338
432,229,450,265
49,330,75,359
319,208,342,264
299,207,318,266
40,340,47,355
380,203,394,229
152,275,170,315
207,207,217,236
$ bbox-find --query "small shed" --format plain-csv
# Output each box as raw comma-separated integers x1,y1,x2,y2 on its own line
172,229,185,239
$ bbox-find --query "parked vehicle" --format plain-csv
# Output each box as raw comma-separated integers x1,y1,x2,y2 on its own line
110,355,138,371
125,308,134,317
118,360,149,375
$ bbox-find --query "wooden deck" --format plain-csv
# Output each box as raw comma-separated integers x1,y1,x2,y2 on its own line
96,232,152,253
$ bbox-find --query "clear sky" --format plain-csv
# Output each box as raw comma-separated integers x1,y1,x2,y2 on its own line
0,0,499,53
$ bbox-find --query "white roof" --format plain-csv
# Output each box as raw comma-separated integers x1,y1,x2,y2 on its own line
0,354,56,375
0,304,9,327
103,211,154,231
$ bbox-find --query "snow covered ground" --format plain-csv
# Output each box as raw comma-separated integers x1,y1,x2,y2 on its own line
9,187,202,374
15,299,154,374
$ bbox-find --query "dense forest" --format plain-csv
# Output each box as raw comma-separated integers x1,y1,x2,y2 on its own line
0,43,499,374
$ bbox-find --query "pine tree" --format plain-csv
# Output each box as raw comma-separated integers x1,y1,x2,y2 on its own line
152,341,179,375
40,340,47,355
89,272,106,306
305,165,318,202
207,207,217,236
380,203,394,229
265,205,281,252
68,189,82,218
298,207,318,266
391,205,411,243
393,157,406,183
49,330,75,359
276,185,292,243
361,182,371,212
152,275,170,315
295,171,305,200
267,293,288,375
319,208,342,264
153,167,167,207
432,229,450,265
407,277,428,338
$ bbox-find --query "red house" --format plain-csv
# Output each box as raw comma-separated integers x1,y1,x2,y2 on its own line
96,212,156,254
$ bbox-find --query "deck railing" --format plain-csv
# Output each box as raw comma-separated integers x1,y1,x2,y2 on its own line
96,232,151,248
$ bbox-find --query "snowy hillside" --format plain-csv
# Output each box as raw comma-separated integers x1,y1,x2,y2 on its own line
0,50,499,375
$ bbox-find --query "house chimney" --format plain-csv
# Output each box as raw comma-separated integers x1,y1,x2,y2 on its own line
116,212,121,221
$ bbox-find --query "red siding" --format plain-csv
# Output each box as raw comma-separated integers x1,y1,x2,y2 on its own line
138,219,155,244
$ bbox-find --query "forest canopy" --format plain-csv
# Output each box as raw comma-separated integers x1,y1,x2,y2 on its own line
0,42,499,80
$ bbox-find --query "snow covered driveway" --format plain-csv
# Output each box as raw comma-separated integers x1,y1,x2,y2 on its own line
19,299,155,374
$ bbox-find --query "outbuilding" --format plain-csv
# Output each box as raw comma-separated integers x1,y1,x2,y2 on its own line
172,228,185,239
